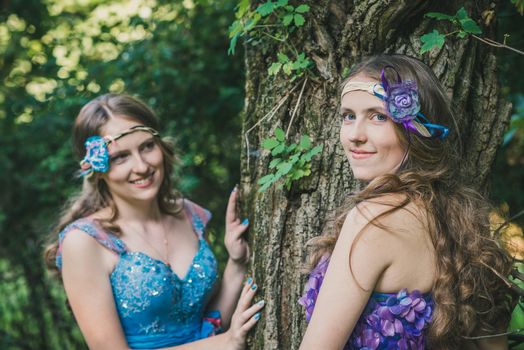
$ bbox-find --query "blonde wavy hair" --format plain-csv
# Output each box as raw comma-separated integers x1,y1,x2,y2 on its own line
307,55,517,349
44,94,183,274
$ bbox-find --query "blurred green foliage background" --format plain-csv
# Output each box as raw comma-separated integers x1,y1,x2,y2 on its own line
0,0,522,348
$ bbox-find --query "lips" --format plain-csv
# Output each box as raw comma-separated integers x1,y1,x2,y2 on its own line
350,149,376,160
129,172,155,188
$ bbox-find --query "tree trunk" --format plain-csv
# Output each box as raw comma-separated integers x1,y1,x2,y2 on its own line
239,1,510,349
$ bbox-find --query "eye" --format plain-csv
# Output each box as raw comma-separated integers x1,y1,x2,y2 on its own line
142,140,157,151
341,113,355,122
372,113,388,122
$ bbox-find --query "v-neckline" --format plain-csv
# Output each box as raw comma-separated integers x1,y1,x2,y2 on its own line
88,201,204,282
123,239,204,281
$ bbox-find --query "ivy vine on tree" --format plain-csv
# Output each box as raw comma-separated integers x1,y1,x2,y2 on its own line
228,0,313,80
258,127,323,192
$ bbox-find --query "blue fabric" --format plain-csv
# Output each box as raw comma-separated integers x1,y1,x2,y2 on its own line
57,200,221,349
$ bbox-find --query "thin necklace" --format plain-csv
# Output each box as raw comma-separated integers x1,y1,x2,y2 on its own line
126,219,171,268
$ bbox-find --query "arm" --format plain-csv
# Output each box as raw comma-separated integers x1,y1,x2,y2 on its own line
208,188,249,329
299,203,394,350
62,230,262,350
61,229,130,350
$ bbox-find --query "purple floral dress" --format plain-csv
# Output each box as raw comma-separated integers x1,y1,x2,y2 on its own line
299,256,434,350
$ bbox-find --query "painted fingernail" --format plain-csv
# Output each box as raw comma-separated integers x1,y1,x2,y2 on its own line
254,313,261,320
247,277,253,285
257,300,265,307
242,218,249,225
251,283,257,290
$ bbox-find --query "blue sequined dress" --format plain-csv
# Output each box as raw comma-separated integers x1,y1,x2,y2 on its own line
299,256,434,350
56,200,222,349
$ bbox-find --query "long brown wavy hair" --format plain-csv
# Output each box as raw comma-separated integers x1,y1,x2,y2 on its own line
307,55,517,349
44,94,183,274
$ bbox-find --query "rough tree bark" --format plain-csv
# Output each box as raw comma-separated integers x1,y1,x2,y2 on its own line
239,1,511,349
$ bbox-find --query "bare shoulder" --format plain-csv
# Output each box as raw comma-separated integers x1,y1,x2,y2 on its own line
61,227,105,263
353,194,428,236
60,226,115,276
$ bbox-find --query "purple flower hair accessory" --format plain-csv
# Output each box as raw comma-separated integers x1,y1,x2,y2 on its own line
380,66,421,134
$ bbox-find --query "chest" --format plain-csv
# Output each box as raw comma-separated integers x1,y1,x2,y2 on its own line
109,240,218,330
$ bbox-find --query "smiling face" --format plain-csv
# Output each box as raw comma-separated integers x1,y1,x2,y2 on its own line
339,75,406,181
101,116,164,205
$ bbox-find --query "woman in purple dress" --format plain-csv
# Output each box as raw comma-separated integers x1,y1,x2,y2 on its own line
299,55,517,350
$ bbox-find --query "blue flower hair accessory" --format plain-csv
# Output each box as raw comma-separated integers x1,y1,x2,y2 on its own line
340,66,449,140
79,125,160,177
79,136,110,177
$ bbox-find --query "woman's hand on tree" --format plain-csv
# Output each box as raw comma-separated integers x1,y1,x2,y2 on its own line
224,187,250,264
224,278,264,350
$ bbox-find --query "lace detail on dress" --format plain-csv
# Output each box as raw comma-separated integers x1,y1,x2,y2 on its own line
300,256,434,350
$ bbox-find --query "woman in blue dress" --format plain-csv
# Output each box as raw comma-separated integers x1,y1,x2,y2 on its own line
45,94,264,349
299,55,517,349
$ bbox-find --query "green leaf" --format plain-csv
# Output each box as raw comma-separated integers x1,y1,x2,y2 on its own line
262,138,279,149
459,18,482,34
455,7,468,20
275,0,288,7
258,174,275,185
289,153,300,163
258,180,273,192
284,5,294,11
272,143,286,155
293,13,305,27
228,33,240,55
268,62,282,75
295,4,310,13
420,30,445,54
282,14,294,26
291,169,305,180
283,62,292,75
425,12,455,21
310,144,323,155
277,161,292,175
274,127,285,141
457,31,467,39
269,158,282,169
236,0,251,18
299,135,311,149
277,52,289,63
257,1,275,16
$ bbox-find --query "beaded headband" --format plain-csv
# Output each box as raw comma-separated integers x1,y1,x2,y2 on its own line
79,125,159,177
341,66,449,140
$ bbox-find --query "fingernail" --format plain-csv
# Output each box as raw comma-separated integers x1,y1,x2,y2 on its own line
231,185,238,193
251,283,257,290
242,218,249,226
254,313,261,320
257,300,265,307
247,277,253,285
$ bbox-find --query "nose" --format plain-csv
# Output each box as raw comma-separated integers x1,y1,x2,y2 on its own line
131,153,150,174
347,119,367,144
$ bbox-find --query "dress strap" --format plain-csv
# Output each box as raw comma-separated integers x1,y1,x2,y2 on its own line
56,218,127,270
183,199,212,239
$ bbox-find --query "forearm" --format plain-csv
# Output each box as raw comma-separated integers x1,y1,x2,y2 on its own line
208,258,247,329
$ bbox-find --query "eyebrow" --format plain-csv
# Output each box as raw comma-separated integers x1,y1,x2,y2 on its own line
339,106,387,114
109,137,156,156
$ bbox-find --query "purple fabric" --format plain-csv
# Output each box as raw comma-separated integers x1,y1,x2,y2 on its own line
300,256,434,350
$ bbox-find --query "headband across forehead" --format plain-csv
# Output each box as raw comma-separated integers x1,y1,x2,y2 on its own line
79,125,160,177
340,66,449,140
